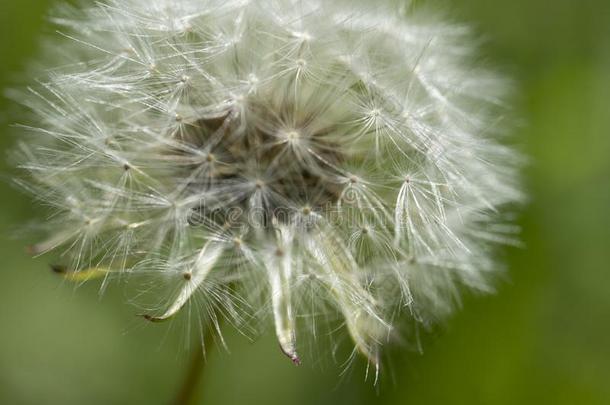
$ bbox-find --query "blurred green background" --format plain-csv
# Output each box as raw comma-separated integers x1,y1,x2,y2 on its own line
1,0,609,404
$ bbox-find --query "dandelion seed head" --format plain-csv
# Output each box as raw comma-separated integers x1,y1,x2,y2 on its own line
11,0,523,370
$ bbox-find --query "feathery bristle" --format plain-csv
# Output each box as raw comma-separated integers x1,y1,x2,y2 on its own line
11,0,523,369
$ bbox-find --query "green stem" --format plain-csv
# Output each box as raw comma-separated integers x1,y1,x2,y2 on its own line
173,338,211,405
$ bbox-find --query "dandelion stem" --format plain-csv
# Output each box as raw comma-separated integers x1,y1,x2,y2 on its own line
173,335,212,405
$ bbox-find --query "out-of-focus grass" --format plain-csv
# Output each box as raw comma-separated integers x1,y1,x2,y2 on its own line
1,1,609,404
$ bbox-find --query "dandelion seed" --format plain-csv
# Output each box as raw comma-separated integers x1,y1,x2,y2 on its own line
10,0,523,372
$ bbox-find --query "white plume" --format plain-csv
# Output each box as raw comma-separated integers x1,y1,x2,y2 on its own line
11,0,524,369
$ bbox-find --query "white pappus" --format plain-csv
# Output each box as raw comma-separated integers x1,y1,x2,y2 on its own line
10,0,524,372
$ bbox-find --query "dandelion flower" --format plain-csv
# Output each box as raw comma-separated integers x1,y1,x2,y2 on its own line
11,0,523,369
